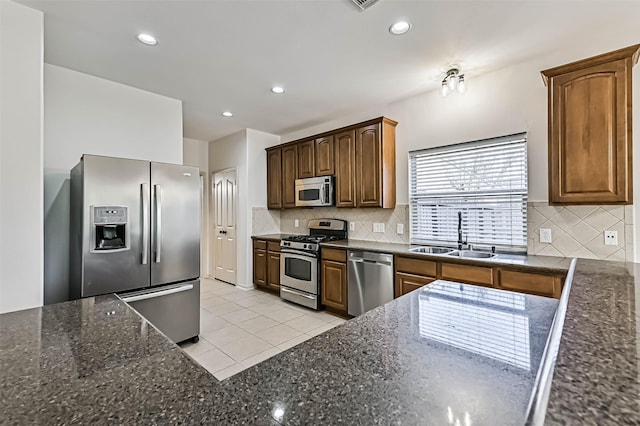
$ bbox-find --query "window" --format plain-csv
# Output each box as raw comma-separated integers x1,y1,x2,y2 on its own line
409,133,527,251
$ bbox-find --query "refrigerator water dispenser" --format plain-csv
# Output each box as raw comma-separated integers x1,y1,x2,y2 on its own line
91,206,129,252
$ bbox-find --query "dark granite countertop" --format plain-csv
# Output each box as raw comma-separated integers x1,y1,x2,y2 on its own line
251,233,297,242
2,258,638,425
251,234,572,273
544,259,640,425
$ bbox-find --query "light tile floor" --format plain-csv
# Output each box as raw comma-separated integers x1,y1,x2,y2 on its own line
179,278,347,380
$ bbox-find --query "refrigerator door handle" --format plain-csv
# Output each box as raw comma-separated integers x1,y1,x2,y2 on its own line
141,183,149,265
154,184,162,263
120,283,193,303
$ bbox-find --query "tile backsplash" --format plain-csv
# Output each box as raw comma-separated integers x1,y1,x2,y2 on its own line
277,205,410,244
527,202,633,261
254,202,634,261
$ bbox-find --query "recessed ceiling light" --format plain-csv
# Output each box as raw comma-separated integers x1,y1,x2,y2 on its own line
137,33,158,46
271,86,285,94
222,111,233,117
389,21,411,35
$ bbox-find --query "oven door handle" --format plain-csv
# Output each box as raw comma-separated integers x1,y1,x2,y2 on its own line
281,248,317,258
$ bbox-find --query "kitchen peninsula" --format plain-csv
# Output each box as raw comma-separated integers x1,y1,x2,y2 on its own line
1,259,638,425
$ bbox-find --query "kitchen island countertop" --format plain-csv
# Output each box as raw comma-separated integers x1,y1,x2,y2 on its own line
1,259,639,425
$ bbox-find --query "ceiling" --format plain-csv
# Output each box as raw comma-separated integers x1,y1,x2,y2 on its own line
17,0,640,141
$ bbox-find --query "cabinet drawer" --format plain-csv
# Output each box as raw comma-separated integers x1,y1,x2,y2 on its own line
395,272,436,297
267,241,281,252
322,248,347,262
499,270,562,298
253,239,267,250
441,263,493,286
396,256,437,277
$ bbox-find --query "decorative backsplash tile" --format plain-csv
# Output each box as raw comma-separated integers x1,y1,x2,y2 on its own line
252,207,281,235
280,205,410,244
527,202,633,261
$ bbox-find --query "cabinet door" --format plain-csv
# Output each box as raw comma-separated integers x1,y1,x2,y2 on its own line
266,148,282,209
334,130,356,208
253,248,267,288
298,140,315,179
545,50,636,204
498,269,563,298
355,123,382,207
440,263,494,287
395,272,436,298
267,251,281,292
315,136,335,176
282,145,298,208
321,260,347,312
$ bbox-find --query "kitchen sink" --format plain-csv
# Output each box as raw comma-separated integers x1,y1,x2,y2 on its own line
446,250,496,259
409,246,455,254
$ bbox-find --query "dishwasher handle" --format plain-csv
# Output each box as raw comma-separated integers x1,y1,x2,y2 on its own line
348,250,393,265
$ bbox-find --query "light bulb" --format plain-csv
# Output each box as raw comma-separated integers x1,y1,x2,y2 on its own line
441,81,449,97
447,74,458,91
458,75,466,93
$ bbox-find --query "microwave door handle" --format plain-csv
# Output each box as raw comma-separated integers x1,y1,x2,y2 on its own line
324,184,330,204
321,184,326,204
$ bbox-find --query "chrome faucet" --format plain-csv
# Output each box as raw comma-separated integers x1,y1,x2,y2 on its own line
457,211,467,250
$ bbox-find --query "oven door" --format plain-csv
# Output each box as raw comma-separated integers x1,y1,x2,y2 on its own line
280,249,318,294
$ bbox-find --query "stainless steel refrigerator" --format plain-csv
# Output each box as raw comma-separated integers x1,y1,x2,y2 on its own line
70,154,200,343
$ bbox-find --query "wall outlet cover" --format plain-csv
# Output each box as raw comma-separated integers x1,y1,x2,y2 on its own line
539,228,552,243
373,223,385,233
294,219,299,228
349,222,355,231
604,230,618,246
396,223,404,234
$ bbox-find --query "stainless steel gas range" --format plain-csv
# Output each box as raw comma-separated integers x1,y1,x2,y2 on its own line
280,219,348,309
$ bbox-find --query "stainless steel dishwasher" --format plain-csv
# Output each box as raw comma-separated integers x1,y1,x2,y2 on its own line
348,250,394,316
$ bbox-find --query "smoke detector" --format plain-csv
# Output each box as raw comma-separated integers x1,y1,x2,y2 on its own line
350,0,381,11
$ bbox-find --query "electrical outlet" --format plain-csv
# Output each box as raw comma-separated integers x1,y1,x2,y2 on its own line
539,228,552,243
294,219,299,228
349,222,355,231
373,223,385,233
396,223,404,234
604,230,618,246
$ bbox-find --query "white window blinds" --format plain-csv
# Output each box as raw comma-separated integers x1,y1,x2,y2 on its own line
409,133,527,250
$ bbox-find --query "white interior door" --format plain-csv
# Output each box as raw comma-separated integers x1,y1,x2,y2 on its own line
213,169,237,284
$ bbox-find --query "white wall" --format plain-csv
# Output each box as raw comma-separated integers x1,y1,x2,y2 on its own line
183,137,209,276
0,1,44,313
280,38,640,259
44,64,183,304
208,129,280,289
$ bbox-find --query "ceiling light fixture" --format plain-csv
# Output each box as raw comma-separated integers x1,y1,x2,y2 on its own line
222,111,233,117
271,86,285,94
137,33,158,46
441,68,466,96
389,21,411,35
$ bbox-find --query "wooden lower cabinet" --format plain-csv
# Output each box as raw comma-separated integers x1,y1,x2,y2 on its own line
440,262,494,287
394,255,565,299
267,250,281,292
498,269,563,298
321,258,348,314
396,272,436,297
253,239,280,293
253,244,267,289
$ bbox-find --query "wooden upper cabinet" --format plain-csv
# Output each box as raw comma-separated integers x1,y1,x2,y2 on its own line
315,136,335,176
355,118,397,208
298,140,315,179
266,148,282,209
282,144,298,208
334,130,356,207
542,44,640,205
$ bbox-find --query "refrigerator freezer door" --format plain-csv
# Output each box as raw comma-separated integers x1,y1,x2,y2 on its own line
150,162,200,286
79,155,151,297
120,279,200,343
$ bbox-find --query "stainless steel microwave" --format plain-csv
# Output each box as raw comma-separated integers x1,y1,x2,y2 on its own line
295,176,334,207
